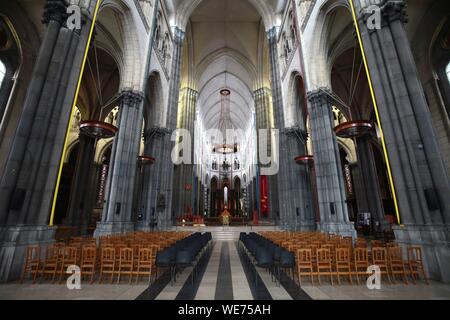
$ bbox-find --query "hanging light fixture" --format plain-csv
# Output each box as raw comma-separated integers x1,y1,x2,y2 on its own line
79,37,119,139
213,88,238,154
334,120,374,139
137,155,156,165
295,155,314,165
79,120,118,139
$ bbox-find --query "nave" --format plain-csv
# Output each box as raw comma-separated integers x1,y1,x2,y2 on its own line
2,228,450,300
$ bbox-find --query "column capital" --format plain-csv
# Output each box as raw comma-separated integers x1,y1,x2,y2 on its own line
120,89,144,107
307,87,333,104
173,27,185,45
143,126,171,140
266,26,278,42
361,0,408,28
283,126,309,141
42,0,69,25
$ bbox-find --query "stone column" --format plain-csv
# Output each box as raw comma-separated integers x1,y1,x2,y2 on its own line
253,88,273,220
267,27,314,230
172,87,197,218
137,127,169,231
64,134,97,236
355,136,388,231
307,88,356,238
285,128,315,231
356,0,450,282
0,0,94,282
147,27,184,230
95,90,144,236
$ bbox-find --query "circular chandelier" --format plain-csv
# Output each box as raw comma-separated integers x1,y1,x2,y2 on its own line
213,88,239,154
295,155,314,165
137,155,156,165
334,120,373,139
79,120,118,139
213,143,237,154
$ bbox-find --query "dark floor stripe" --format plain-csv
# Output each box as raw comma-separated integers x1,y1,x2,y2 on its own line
175,243,214,300
135,270,172,300
275,269,313,300
236,242,273,300
215,242,233,300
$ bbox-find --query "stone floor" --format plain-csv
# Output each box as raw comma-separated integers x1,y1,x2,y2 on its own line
1,237,450,300
0,284,147,300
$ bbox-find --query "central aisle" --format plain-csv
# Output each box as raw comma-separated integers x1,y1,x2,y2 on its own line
153,235,294,300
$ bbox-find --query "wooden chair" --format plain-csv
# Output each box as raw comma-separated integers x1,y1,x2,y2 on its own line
20,245,41,284
59,246,78,283
355,239,368,248
41,245,62,283
335,247,353,285
387,246,408,284
296,248,314,286
134,248,154,284
371,240,384,248
308,244,319,264
354,248,369,285
117,248,134,284
81,246,97,284
372,247,391,284
407,246,429,285
99,247,115,284
316,248,333,285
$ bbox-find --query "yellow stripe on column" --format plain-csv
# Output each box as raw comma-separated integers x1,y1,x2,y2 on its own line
348,0,402,225
49,0,101,226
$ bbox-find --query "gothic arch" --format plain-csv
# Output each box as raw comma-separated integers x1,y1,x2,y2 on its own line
286,72,307,128
99,0,144,90
307,0,352,90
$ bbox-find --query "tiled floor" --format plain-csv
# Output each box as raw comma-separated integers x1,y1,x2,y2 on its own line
0,283,147,300
301,282,450,300
1,239,450,300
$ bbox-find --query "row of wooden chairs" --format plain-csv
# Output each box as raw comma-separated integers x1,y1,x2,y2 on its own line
21,244,160,285
21,231,192,285
293,246,428,286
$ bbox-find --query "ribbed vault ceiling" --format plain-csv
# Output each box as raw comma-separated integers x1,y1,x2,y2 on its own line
184,0,263,132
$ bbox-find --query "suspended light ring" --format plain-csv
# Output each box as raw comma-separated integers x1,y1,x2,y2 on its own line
137,156,156,165
79,120,118,139
295,155,314,165
334,120,373,139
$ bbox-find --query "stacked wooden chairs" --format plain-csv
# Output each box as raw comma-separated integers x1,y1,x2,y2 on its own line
20,231,192,285
260,231,429,287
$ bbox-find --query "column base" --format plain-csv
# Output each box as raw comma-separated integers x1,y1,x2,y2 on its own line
318,222,357,239
93,221,135,238
296,221,317,232
393,224,450,283
0,225,56,283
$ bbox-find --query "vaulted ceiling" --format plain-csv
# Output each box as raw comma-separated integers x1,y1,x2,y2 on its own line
180,0,269,132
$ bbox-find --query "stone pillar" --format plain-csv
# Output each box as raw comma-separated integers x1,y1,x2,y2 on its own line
147,27,184,230
307,88,356,238
356,136,388,231
137,127,169,231
64,134,97,236
285,128,315,231
356,0,450,282
0,0,94,282
253,88,273,220
172,87,197,218
95,90,144,236
267,27,314,230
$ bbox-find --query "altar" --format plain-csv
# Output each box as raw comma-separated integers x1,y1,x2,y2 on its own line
220,207,231,226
